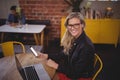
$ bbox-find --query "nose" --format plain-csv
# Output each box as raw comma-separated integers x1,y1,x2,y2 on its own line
71,26,75,30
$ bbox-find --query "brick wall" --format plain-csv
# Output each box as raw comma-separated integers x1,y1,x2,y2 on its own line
19,0,69,41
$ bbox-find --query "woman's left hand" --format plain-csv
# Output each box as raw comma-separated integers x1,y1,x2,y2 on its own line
46,59,58,69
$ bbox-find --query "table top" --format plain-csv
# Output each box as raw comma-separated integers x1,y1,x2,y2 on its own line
0,53,57,80
0,24,46,33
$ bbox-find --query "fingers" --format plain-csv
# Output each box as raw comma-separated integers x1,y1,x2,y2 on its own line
36,53,48,59
46,59,58,69
36,53,43,58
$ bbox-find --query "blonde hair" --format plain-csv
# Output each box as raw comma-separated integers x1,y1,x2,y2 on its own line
61,12,85,54
61,29,75,54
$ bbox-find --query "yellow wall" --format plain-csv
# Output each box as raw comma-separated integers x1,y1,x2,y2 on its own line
61,17,120,47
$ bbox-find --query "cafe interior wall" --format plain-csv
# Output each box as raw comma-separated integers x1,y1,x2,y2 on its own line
88,1,120,19
0,0,19,19
19,0,120,42
0,0,120,44
18,0,68,42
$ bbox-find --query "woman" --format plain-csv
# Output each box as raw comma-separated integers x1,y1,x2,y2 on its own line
38,12,95,80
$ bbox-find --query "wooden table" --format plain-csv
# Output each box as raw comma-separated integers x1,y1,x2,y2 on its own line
0,24,46,46
0,53,58,80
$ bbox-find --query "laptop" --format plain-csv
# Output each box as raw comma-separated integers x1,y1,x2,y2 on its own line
15,55,51,80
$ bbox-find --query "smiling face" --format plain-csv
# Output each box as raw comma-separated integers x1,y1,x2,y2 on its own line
67,17,83,38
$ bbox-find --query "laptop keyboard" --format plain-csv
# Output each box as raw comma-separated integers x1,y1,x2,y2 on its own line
25,66,40,80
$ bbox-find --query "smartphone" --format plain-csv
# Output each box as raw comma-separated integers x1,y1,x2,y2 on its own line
30,47,38,56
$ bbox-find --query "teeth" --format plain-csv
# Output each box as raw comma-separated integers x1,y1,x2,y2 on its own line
72,30,76,33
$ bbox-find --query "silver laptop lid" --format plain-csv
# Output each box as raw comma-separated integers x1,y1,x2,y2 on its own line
15,55,27,80
15,55,51,80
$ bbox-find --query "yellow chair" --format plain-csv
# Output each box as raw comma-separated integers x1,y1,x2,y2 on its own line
0,41,25,57
92,54,103,80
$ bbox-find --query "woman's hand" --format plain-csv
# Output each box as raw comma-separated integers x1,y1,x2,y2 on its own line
46,59,58,69
36,52,48,60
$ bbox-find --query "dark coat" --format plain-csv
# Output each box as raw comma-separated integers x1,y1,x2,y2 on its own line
48,31,95,79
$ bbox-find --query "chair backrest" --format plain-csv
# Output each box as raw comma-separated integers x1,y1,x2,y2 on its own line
92,53,103,80
0,41,25,57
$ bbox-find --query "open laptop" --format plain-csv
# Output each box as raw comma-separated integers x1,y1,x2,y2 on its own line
15,55,51,80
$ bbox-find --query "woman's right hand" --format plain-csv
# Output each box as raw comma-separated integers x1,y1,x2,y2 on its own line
36,52,48,60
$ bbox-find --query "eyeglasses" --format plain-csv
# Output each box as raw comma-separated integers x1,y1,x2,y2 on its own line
67,23,81,29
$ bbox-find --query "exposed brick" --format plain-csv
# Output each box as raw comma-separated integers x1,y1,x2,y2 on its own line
19,0,69,41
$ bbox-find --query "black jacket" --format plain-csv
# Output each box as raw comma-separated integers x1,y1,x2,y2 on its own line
48,31,95,79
